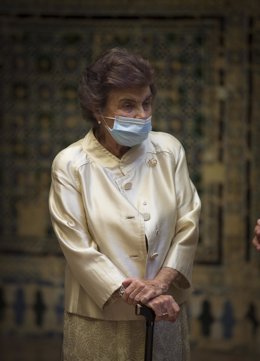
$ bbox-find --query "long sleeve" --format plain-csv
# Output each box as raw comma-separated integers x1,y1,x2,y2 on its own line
163,145,201,288
49,155,126,310
48,130,200,318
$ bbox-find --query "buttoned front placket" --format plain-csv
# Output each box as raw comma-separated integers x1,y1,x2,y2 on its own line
118,153,163,277
117,155,154,223
143,154,164,278
114,159,149,260
84,130,165,278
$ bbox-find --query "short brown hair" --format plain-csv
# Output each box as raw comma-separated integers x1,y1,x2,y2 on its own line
78,48,156,123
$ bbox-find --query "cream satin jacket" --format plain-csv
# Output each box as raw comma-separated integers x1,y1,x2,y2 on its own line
49,129,201,320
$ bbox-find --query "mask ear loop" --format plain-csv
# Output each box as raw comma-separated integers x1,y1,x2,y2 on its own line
102,115,115,131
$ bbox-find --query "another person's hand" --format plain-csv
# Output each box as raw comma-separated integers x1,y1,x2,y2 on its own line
252,219,260,251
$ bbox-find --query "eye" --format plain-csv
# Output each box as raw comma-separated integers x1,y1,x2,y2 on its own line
121,101,134,112
143,99,152,110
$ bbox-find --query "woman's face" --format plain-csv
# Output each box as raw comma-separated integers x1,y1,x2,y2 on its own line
101,86,153,127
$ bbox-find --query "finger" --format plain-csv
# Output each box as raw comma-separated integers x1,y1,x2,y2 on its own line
155,314,167,321
121,278,135,303
167,301,180,322
126,286,145,305
255,224,260,235
252,236,257,247
252,236,260,252
123,280,146,304
254,221,260,236
122,278,135,288
154,308,174,322
122,278,141,296
146,296,169,320
135,281,165,303
146,299,163,319
148,295,180,322
135,287,158,304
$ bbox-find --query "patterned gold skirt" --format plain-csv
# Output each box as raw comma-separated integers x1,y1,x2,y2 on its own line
62,305,190,361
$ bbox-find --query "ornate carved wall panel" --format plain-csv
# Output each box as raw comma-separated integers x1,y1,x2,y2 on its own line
0,9,260,352
1,16,224,262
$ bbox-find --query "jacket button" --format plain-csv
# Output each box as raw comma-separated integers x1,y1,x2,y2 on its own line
148,158,157,167
150,252,159,260
143,213,150,221
124,182,132,190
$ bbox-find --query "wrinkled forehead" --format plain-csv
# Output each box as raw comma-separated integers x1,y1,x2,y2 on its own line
106,86,152,105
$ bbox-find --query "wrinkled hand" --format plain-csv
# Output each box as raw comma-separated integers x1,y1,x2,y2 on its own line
147,294,180,323
252,219,260,252
122,278,167,305
121,277,180,322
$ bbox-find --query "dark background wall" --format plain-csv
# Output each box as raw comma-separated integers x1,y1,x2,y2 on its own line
0,1,260,360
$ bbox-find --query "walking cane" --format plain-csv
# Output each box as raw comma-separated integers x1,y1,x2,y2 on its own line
136,304,155,361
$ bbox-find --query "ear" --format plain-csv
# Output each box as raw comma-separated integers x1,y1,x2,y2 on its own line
94,111,102,125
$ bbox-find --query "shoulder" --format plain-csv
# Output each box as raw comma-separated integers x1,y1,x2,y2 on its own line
51,137,88,175
149,131,183,156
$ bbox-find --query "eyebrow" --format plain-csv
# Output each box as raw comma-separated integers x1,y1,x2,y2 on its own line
119,94,153,104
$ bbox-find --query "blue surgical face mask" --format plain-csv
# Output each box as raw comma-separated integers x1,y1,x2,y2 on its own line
103,115,152,147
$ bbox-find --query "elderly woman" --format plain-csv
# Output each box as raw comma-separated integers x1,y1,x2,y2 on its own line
49,48,201,361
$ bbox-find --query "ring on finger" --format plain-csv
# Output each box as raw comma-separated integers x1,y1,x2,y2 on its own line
162,312,168,317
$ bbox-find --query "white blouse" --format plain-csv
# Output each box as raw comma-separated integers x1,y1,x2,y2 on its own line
49,129,201,320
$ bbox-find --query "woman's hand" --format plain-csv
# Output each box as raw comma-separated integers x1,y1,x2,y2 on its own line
121,277,166,305
147,294,180,323
121,267,183,305
121,279,180,322
120,268,182,322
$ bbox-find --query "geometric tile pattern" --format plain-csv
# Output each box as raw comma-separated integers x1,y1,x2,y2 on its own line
1,17,223,262
0,13,260,355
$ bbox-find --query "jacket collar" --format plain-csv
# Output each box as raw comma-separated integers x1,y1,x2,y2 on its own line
82,128,153,175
